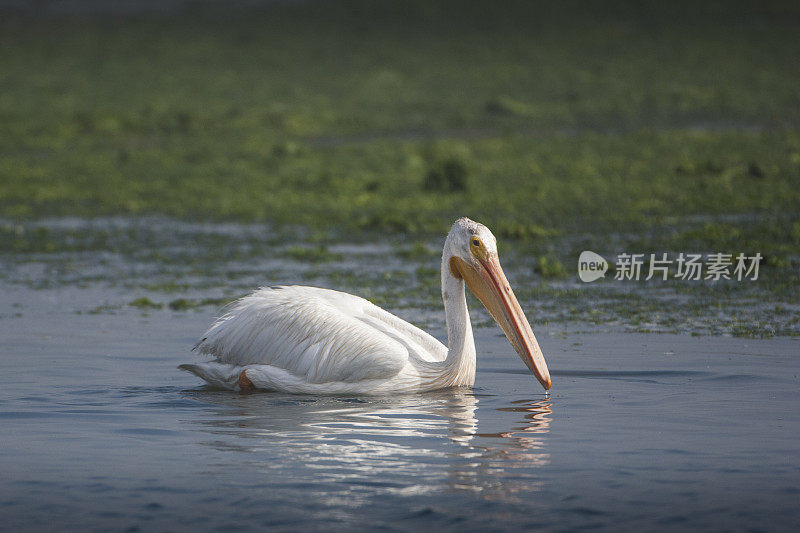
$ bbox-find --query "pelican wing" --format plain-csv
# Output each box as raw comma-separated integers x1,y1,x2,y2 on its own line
194,286,441,384
357,300,448,362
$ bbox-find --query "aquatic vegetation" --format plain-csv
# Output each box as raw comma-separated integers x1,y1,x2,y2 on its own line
129,297,163,309
1,217,797,338
168,297,233,312
168,299,193,311
535,255,568,279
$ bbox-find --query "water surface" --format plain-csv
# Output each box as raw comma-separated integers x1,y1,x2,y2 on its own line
1,218,798,531
1,304,798,531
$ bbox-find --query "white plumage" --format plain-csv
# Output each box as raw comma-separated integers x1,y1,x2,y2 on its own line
181,218,551,394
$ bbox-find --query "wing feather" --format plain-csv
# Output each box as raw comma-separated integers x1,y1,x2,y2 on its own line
195,286,414,383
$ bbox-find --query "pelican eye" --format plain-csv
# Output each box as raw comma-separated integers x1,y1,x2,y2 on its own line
469,237,486,259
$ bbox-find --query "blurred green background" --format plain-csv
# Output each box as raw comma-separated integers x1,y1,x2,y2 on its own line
2,0,798,232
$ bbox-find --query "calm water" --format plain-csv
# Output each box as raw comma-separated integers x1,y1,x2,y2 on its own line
1,291,799,531
1,218,799,531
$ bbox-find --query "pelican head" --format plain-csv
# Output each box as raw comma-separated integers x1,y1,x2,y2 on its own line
445,218,551,390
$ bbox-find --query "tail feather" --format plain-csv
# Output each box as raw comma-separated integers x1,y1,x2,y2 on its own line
179,361,241,390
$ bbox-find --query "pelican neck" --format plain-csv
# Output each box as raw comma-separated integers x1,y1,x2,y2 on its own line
441,260,477,381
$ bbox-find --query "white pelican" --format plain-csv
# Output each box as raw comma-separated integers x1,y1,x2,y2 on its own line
181,217,551,394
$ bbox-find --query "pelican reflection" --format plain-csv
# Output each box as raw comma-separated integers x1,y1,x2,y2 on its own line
182,388,552,503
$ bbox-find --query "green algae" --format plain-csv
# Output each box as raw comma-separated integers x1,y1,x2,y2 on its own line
130,297,163,309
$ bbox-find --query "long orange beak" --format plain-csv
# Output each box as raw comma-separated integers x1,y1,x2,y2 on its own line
451,254,551,390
